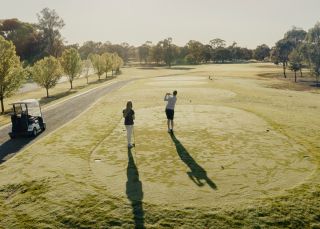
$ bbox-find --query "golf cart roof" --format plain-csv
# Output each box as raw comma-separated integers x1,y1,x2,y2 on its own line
10,99,40,105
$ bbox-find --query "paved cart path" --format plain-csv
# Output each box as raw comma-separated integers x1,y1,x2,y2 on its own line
0,79,132,164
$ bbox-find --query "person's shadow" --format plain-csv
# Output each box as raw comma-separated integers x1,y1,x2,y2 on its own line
169,132,217,190
126,148,145,229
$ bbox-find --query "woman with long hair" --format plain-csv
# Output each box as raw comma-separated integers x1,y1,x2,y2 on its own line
123,101,135,148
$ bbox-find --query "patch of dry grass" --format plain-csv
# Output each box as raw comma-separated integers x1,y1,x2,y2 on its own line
1,63,320,228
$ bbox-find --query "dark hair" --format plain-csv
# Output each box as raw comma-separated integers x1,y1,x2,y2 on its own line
126,101,132,110
173,90,177,95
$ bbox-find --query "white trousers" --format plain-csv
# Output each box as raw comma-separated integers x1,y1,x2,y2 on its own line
125,125,133,145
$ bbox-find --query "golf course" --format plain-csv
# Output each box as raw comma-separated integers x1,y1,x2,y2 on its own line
1,63,320,228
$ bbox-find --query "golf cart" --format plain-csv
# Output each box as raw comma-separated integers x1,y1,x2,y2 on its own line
9,99,46,138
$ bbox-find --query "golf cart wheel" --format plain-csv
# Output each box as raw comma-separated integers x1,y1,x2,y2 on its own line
32,128,37,137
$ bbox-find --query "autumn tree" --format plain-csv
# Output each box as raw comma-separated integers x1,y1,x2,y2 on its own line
111,53,122,76
89,54,104,80
0,36,25,114
101,52,112,78
82,59,92,84
60,48,82,89
32,56,62,97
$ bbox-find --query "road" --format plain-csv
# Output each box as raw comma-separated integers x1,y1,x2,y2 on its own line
0,79,131,164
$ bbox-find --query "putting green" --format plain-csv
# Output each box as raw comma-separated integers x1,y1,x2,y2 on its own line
91,105,315,207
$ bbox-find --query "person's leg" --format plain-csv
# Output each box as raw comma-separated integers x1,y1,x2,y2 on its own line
171,110,175,131
166,109,170,132
126,125,133,146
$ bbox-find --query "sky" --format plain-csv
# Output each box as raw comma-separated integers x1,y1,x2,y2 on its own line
0,0,320,48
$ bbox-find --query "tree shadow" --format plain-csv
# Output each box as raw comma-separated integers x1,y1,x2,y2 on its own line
39,90,77,105
126,148,145,229
169,133,217,190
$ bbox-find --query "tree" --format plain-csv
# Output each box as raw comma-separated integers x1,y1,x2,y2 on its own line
285,27,307,45
114,55,124,75
306,22,320,86
289,49,303,82
79,41,102,59
111,53,122,76
119,42,130,64
212,47,232,63
253,44,270,61
202,45,213,63
150,43,163,65
0,19,43,64
60,48,82,89
209,38,226,49
308,44,320,86
37,8,65,57
162,38,178,67
82,59,92,84
138,41,151,64
271,39,294,78
32,56,62,97
186,40,204,64
89,54,104,80
101,52,112,78
0,36,25,114
242,48,253,60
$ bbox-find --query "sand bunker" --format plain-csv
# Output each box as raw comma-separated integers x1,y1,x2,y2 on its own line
91,105,315,207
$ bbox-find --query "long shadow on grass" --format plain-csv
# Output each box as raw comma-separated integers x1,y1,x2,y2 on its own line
126,148,145,229
0,138,33,163
169,132,217,190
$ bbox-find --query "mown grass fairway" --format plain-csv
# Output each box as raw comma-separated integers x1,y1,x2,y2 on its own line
1,63,320,228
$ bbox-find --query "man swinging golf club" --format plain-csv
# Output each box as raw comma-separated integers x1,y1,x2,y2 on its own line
164,90,177,133
123,101,135,149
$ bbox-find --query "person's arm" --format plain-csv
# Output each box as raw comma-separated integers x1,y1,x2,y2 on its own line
123,110,127,118
132,110,135,120
164,93,170,101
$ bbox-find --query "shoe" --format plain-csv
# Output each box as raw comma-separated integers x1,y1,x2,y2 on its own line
128,144,133,149
167,129,171,133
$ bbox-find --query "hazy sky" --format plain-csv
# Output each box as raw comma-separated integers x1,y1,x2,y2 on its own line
1,0,319,48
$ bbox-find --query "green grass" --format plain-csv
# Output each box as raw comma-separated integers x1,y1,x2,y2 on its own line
1,63,320,228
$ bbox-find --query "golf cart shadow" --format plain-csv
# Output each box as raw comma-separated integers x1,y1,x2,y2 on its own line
0,137,34,164
169,132,217,190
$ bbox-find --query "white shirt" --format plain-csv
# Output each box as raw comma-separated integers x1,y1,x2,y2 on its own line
164,95,177,110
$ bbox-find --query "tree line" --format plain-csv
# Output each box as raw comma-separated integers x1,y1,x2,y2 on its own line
270,25,320,85
1,7,320,114
0,8,124,114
